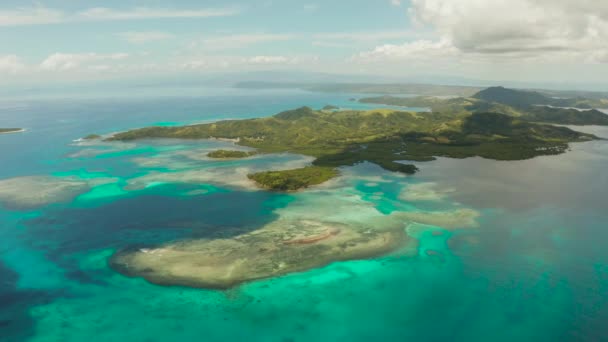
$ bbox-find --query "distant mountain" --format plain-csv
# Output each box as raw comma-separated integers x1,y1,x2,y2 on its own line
473,87,553,107
360,87,608,126
473,86,608,109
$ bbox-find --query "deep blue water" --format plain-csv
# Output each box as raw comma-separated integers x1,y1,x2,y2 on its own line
0,88,607,341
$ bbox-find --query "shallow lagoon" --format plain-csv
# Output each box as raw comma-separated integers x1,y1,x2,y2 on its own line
1,89,607,341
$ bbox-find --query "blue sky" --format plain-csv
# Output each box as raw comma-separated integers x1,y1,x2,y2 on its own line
1,0,608,89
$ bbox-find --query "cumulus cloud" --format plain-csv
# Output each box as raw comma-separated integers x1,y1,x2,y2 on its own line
0,55,25,73
119,31,174,44
356,38,457,61
0,6,240,26
358,0,608,64
40,53,129,71
391,0,402,6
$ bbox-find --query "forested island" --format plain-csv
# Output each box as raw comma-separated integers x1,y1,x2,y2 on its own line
107,92,599,190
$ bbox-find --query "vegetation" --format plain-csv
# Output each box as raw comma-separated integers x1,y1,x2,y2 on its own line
322,105,339,110
360,86,608,126
473,86,608,109
108,104,597,190
0,128,23,134
524,106,608,125
83,134,102,140
207,149,257,159
248,166,339,191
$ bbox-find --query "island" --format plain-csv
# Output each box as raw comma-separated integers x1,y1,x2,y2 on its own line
107,98,598,190
82,134,102,140
248,166,338,191
360,86,608,125
0,128,24,134
207,149,258,159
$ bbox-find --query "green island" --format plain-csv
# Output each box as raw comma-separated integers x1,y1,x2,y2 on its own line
107,88,599,190
360,86,608,125
0,128,24,134
207,149,258,159
248,166,339,191
82,134,102,140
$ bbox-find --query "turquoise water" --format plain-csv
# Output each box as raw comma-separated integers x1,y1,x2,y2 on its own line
1,89,607,341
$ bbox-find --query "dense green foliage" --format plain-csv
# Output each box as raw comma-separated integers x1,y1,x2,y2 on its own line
473,86,608,109
207,150,257,159
473,87,553,107
109,105,597,190
247,166,339,191
524,106,608,125
361,86,608,126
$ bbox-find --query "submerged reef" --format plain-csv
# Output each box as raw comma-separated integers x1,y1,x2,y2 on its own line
0,176,97,210
110,218,409,289
399,182,455,202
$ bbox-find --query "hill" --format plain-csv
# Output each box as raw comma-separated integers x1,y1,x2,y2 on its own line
360,86,608,126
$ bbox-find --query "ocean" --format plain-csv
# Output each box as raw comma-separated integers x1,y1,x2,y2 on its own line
1,88,607,341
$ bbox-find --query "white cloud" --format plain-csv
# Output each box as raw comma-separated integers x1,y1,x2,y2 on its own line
356,0,608,65
314,30,423,42
119,31,174,44
409,0,608,58
78,7,239,21
0,55,25,73
246,55,319,65
391,0,402,6
356,38,457,61
191,33,294,50
0,7,65,26
40,53,129,71
0,6,240,26
247,56,291,64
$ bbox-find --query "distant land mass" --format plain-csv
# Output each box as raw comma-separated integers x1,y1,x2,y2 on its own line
473,86,608,109
107,93,598,190
235,81,483,97
235,81,608,100
360,86,608,126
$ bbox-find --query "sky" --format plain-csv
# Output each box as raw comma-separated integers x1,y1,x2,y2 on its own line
1,0,608,89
